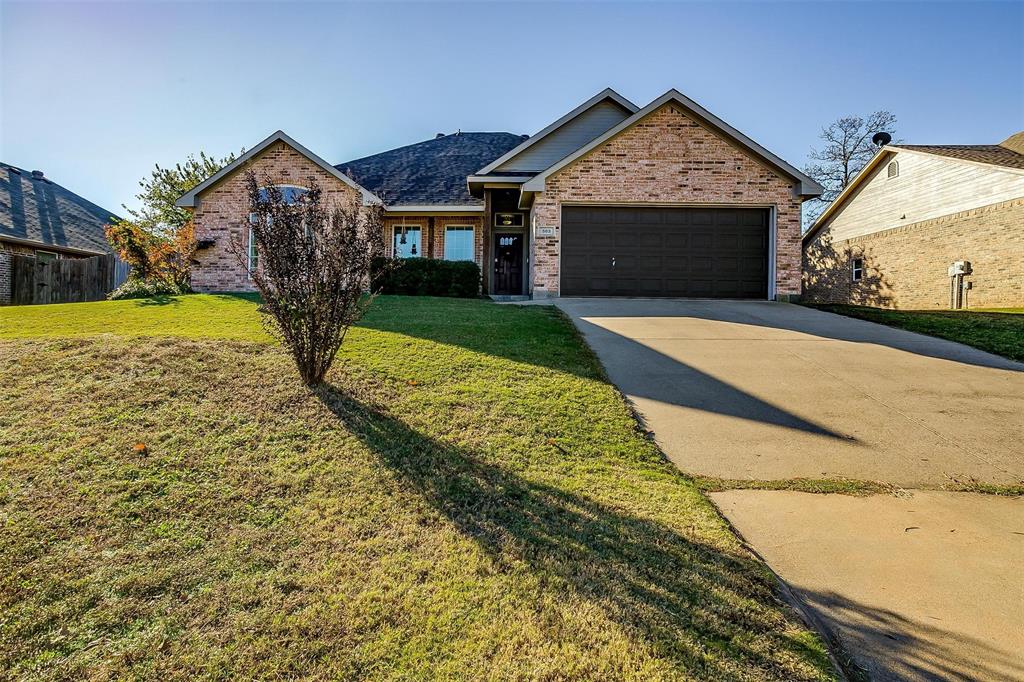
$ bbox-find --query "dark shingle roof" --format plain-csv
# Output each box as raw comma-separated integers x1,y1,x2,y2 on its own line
336,132,526,206
1,163,119,253
892,144,1024,171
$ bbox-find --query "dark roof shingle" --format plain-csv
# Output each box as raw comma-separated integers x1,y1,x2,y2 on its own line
336,132,526,206
892,144,1024,171
1,164,119,253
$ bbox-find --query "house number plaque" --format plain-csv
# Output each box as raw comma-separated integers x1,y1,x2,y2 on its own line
536,226,556,237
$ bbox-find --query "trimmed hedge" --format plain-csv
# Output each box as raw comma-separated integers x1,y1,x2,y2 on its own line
372,257,481,298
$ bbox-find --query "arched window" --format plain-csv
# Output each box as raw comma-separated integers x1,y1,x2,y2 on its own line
257,184,308,204
887,161,899,179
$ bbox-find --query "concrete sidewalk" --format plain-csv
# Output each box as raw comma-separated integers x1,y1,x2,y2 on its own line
555,298,1024,680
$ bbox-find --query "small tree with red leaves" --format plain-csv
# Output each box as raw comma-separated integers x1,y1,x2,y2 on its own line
236,170,385,386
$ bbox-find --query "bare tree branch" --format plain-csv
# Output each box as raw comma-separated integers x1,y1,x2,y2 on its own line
803,111,898,229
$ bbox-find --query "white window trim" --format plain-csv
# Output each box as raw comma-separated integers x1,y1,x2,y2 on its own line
443,225,475,262
248,227,258,276
851,257,864,282
393,224,423,258
35,249,58,262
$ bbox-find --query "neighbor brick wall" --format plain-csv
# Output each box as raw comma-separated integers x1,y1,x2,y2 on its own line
191,141,362,292
383,215,485,267
803,197,1024,309
530,103,804,298
0,250,11,305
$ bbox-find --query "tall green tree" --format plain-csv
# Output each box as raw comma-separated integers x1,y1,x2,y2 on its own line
122,151,237,238
107,151,237,287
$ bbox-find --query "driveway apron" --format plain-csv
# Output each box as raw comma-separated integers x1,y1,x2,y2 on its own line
555,298,1024,681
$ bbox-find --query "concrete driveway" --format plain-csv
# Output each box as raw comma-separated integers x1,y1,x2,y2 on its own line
556,298,1024,681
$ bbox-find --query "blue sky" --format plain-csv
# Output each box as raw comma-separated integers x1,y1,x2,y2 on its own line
2,1,1022,214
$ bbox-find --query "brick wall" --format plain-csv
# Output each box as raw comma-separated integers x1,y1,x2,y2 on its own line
383,215,485,267
191,141,363,292
0,250,11,305
530,103,803,298
803,197,1024,309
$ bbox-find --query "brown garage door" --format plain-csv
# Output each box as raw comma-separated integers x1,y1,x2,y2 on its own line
560,206,770,298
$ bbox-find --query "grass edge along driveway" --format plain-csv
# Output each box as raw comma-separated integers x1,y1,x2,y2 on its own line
806,304,1024,363
0,295,834,681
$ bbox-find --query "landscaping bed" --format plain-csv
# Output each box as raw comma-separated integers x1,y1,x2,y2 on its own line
0,295,832,680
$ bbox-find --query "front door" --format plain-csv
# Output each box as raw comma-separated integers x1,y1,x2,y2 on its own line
494,233,523,295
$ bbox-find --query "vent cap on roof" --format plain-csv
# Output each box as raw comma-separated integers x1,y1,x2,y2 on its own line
31,170,45,179
871,132,892,148
435,133,445,139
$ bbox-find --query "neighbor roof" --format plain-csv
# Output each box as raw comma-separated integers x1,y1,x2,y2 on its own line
0,163,119,255
337,132,526,207
522,89,824,198
889,144,1024,171
176,130,380,208
805,133,1024,242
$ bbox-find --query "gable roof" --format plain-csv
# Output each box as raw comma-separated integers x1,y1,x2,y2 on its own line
175,130,379,208
1,163,119,255
890,144,1024,171
522,89,824,198
475,88,638,176
337,132,525,207
804,134,1024,242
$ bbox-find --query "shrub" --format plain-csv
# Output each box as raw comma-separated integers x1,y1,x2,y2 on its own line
109,278,192,300
371,257,480,298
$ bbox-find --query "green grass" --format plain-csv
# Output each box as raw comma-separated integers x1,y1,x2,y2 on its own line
807,304,1024,362
694,477,897,497
0,295,833,681
0,294,270,342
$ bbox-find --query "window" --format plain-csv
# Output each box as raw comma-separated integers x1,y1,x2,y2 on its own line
257,185,308,204
887,161,899,179
248,228,258,274
247,185,308,276
851,257,864,282
393,225,421,258
444,226,475,261
35,250,57,264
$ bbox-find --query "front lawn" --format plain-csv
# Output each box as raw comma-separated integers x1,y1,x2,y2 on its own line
808,304,1024,362
0,295,832,680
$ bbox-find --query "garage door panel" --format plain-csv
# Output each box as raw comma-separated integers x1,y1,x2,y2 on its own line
561,206,768,298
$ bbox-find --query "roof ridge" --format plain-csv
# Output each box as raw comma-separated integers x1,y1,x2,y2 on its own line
336,132,523,168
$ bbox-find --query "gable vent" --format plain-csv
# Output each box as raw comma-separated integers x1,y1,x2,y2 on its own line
887,161,899,178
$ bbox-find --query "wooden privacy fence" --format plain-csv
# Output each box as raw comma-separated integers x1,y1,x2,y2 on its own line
10,253,126,305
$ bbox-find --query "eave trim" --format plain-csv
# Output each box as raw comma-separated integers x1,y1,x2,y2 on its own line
175,130,381,208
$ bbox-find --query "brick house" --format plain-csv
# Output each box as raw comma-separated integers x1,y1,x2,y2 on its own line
1,163,119,304
178,88,822,300
803,132,1024,309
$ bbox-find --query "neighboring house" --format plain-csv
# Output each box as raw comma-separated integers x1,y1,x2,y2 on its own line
803,132,1024,309
177,88,822,299
1,163,119,304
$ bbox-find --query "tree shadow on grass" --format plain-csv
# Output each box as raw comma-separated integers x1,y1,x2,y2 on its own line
316,385,833,681
134,295,182,306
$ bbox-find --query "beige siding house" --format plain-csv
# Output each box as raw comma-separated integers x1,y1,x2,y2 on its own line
803,133,1024,309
